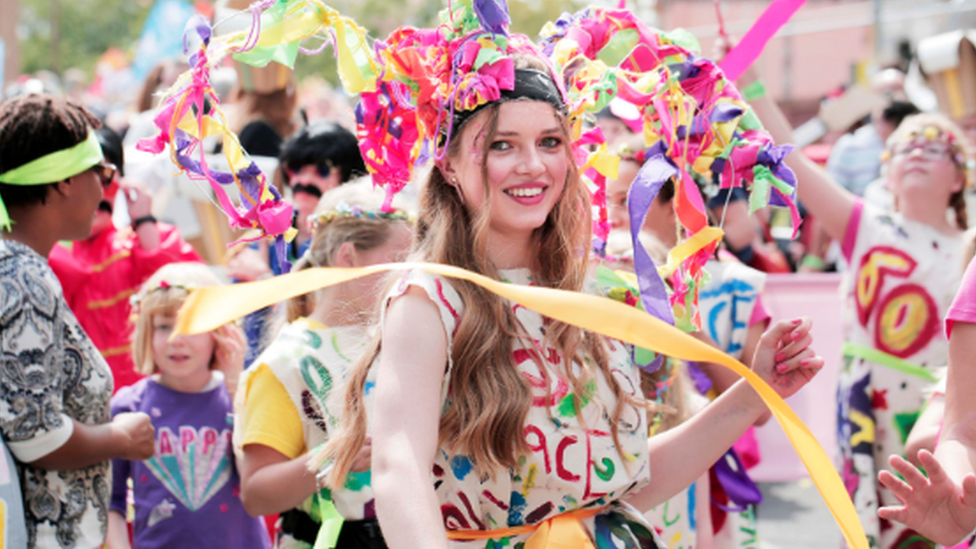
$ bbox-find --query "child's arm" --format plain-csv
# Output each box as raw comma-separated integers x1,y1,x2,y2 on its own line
240,439,374,516
239,445,320,517
733,63,857,244
905,393,945,469
106,510,132,549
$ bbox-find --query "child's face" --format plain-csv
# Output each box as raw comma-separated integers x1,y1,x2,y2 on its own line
608,161,639,231
888,137,964,205
151,312,215,381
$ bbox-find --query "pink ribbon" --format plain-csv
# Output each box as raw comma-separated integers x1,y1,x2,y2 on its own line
719,0,808,82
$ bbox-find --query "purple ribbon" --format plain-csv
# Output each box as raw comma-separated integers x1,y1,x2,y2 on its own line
473,0,510,36
627,147,677,327
687,362,713,395
712,448,764,512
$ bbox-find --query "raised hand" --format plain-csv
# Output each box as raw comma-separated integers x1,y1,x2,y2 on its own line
879,450,976,546
751,317,824,400
213,323,246,393
111,412,156,460
120,179,153,220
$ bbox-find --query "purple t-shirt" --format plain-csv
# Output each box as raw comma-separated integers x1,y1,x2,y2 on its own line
110,376,270,549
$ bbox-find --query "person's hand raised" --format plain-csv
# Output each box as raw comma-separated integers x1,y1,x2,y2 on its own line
879,450,976,546
111,412,156,460
750,317,824,400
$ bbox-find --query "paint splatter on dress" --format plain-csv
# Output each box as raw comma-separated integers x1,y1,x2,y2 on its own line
382,269,664,548
837,200,962,548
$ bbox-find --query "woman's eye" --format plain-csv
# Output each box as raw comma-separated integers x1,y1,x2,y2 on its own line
540,137,562,148
489,141,511,151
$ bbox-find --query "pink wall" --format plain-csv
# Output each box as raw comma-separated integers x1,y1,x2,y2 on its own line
660,1,873,104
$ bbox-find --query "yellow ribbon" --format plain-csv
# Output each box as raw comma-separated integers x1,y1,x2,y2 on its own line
658,226,723,278
446,506,602,548
175,262,868,549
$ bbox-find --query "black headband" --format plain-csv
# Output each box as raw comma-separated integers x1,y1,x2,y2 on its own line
450,68,567,134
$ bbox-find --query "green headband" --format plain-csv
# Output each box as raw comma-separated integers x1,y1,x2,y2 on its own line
0,131,104,230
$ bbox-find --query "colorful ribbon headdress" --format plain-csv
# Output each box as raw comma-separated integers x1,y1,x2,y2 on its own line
136,0,378,270
137,0,800,328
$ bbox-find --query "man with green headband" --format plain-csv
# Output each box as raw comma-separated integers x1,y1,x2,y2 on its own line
0,94,156,548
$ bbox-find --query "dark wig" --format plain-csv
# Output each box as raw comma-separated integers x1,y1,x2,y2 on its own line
278,121,365,185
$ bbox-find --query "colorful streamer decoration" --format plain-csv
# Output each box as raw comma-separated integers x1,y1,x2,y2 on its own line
173,262,870,549
538,7,800,330
136,0,379,270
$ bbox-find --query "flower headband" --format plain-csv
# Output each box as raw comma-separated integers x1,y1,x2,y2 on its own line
142,0,798,340
311,201,413,228
130,280,197,310
882,124,975,186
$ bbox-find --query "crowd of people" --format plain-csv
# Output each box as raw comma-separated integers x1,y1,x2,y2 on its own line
2,2,976,549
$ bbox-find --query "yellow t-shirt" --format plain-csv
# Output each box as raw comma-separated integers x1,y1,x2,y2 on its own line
241,362,306,459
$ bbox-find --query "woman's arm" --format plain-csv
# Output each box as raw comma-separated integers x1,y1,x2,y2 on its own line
879,322,976,544
627,318,822,510
937,322,976,484
29,412,155,471
372,287,451,549
691,323,771,425
739,69,857,243
239,445,319,517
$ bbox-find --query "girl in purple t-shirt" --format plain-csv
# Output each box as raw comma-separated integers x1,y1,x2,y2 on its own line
106,263,270,549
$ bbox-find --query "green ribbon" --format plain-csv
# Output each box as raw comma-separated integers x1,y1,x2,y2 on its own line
749,165,774,215
310,491,344,549
0,131,103,231
842,342,939,383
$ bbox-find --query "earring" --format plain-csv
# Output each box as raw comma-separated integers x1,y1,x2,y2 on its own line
450,177,466,205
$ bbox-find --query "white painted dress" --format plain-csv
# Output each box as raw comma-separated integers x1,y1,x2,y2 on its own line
379,268,665,548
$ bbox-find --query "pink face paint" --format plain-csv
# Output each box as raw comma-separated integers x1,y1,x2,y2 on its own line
469,122,486,164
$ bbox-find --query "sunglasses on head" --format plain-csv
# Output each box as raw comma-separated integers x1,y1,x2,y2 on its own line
91,163,118,186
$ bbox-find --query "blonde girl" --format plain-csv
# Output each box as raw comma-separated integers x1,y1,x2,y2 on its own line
741,59,972,547
106,262,267,549
321,52,823,549
236,179,413,549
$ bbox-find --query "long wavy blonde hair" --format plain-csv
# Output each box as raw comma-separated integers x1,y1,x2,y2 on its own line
320,55,650,486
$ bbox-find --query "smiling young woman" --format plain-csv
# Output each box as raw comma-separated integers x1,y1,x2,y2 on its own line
318,47,825,548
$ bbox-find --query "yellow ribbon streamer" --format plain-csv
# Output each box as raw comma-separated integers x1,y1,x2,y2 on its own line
658,226,723,278
175,262,868,549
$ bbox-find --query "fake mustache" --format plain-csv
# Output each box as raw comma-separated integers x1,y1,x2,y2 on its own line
291,184,323,199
